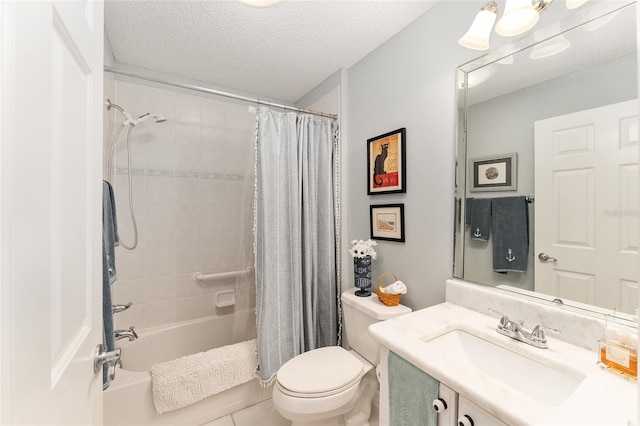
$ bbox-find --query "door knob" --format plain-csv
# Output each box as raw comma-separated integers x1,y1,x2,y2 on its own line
94,343,121,374
538,253,558,262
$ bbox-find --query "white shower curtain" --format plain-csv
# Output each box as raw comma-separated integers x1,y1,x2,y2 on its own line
255,107,339,385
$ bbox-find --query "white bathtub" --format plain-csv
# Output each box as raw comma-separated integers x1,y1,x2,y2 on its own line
104,310,271,426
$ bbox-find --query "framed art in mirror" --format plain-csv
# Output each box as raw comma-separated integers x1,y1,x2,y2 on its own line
370,204,405,242
469,153,517,192
367,128,406,195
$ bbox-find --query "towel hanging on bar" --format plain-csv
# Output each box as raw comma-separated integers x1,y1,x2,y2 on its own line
468,198,491,242
491,196,529,273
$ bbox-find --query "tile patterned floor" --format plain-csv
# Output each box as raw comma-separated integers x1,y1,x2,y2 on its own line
202,398,380,426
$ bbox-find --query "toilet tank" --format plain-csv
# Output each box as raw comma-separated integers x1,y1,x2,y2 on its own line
341,288,411,365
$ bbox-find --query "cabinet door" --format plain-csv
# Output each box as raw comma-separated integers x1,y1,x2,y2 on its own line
458,397,508,426
435,384,458,426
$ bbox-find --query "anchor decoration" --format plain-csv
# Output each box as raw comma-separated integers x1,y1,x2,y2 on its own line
473,227,482,238
506,248,516,262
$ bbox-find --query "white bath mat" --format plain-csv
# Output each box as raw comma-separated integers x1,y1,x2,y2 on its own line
151,338,258,414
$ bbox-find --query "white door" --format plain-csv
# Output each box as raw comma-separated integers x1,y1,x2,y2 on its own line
0,1,104,424
535,100,638,313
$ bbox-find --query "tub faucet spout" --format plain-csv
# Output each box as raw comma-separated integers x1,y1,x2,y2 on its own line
114,326,138,341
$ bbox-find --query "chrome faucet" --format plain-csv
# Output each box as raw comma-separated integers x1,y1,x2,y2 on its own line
114,326,138,341
488,308,560,349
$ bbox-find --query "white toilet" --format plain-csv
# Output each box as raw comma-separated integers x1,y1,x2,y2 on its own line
272,287,411,426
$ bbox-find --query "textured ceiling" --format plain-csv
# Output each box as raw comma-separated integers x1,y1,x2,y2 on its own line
104,0,438,103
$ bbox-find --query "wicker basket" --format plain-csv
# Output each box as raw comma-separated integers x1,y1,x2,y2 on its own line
376,271,402,306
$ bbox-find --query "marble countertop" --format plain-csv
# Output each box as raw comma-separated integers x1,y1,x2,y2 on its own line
369,302,637,425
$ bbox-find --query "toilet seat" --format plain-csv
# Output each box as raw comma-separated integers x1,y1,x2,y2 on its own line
276,346,364,398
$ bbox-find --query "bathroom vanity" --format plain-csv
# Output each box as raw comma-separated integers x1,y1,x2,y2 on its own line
370,280,637,425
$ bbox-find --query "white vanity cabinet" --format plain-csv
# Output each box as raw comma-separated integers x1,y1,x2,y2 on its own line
379,348,504,426
456,396,508,426
435,385,506,426
434,384,457,426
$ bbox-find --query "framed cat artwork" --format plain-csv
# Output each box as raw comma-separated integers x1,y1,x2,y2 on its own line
367,128,406,195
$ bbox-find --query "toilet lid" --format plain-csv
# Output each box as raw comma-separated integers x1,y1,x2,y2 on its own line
277,346,364,396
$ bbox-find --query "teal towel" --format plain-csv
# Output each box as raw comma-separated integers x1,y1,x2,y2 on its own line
388,351,439,426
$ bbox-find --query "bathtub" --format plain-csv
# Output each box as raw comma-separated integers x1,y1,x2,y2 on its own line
103,309,271,426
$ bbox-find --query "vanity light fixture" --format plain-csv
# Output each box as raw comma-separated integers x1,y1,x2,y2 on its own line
458,1,498,51
495,0,542,36
458,0,589,50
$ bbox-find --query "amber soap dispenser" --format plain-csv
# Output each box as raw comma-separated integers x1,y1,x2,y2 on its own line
599,316,638,379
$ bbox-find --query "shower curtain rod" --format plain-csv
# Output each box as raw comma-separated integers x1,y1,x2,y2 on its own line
104,66,338,120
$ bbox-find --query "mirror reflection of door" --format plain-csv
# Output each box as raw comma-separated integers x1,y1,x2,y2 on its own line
534,99,638,313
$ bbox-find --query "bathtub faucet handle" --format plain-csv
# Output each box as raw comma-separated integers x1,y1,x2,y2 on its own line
114,326,138,341
112,302,132,314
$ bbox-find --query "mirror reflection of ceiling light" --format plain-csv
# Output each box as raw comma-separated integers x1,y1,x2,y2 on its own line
529,34,571,59
465,68,491,88
583,7,620,31
496,55,514,65
459,0,589,50
238,0,282,7
566,0,589,9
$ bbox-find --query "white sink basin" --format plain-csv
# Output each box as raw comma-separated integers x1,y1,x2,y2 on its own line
424,330,585,405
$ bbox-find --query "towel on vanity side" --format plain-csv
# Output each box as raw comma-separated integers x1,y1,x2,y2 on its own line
491,196,528,273
150,339,258,414
468,197,491,242
388,351,438,426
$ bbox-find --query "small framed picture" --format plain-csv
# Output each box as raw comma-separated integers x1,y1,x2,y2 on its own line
370,204,405,242
367,128,406,195
469,153,517,192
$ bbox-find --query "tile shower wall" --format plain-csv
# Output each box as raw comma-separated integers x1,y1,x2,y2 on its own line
107,80,256,331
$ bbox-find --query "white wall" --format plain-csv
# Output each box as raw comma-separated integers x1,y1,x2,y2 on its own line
344,2,482,310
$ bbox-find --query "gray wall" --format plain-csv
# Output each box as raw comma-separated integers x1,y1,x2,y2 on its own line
344,2,481,310
464,53,637,289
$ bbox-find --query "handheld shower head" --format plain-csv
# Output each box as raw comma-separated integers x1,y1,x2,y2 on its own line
132,112,168,125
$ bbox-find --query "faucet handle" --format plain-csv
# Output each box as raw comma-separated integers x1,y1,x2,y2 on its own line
488,308,511,329
531,324,561,341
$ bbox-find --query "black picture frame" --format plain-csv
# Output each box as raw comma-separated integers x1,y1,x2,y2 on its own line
370,204,405,242
367,128,406,195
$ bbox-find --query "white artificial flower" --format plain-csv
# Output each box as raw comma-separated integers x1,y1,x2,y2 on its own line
348,239,378,259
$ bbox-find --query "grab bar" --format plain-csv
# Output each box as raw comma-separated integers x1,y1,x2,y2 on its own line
192,267,254,282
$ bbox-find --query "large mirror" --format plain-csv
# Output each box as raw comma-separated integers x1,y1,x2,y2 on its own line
454,1,638,319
